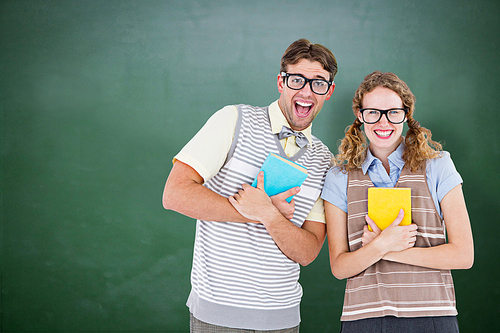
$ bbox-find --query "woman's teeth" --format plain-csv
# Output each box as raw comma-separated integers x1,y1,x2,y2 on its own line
375,130,393,137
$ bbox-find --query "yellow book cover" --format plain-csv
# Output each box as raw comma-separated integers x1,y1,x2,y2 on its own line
367,187,411,230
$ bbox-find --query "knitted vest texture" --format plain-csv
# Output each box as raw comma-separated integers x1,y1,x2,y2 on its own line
187,104,333,329
343,166,457,321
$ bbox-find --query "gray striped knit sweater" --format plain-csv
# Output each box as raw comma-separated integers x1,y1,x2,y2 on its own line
187,104,333,330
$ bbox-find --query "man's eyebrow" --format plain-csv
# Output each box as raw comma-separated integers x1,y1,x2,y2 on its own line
290,73,330,81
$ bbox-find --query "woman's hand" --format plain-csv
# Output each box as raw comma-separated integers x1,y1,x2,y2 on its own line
362,215,380,246
382,184,474,270
364,209,418,253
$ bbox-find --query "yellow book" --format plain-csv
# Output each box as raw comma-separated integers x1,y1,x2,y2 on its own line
367,187,411,231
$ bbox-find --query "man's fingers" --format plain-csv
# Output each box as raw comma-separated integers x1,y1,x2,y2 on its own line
253,171,264,190
275,186,300,201
228,195,238,206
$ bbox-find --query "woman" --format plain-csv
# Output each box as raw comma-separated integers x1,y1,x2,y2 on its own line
321,71,473,332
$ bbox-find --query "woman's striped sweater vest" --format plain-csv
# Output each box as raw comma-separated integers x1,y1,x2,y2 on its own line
343,166,457,321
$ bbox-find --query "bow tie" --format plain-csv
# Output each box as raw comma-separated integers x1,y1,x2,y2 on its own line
278,126,309,148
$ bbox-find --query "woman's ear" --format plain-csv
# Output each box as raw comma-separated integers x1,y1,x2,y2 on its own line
356,109,363,123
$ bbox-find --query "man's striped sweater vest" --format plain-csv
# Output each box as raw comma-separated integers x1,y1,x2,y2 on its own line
187,104,333,329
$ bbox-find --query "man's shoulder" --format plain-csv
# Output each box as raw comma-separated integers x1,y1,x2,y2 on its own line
310,134,333,156
235,103,269,113
310,133,327,145
303,136,334,172
236,104,271,128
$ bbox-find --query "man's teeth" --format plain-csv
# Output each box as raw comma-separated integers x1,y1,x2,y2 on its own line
375,130,393,137
296,101,312,107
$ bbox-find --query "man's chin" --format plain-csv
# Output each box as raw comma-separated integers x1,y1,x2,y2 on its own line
290,118,313,131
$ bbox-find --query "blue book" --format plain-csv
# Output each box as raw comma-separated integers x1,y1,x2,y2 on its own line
252,152,308,202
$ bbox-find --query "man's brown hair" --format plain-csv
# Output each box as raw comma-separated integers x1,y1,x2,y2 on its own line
280,38,338,81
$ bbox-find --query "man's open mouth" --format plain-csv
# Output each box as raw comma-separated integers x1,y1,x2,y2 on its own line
295,101,313,117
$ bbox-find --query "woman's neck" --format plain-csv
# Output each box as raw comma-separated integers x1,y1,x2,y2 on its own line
369,138,403,175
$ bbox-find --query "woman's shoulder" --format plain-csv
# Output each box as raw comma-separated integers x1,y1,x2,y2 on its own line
426,151,463,202
326,165,349,180
427,151,455,172
322,165,350,213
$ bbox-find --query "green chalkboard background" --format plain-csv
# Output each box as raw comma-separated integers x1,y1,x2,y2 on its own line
1,0,499,332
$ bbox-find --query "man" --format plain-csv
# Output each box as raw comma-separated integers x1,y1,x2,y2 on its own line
163,38,338,332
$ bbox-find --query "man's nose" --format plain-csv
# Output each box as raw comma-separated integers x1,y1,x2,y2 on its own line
298,81,314,96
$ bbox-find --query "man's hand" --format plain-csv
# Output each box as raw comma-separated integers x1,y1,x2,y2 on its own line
269,178,300,220
230,171,325,266
229,171,286,223
162,160,256,223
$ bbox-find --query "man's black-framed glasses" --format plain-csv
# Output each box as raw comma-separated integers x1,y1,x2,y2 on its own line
281,72,333,95
359,108,408,124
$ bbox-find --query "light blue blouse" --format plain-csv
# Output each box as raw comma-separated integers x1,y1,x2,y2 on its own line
321,143,463,218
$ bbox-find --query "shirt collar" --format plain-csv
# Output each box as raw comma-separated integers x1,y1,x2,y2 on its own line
361,141,406,174
269,100,313,144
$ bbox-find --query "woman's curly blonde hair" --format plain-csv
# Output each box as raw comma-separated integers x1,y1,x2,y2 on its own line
335,71,442,172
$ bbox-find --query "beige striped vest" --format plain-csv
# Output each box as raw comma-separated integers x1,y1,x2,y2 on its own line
343,166,457,321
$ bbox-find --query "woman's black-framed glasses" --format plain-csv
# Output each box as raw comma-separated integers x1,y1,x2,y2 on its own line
281,72,333,95
359,108,408,124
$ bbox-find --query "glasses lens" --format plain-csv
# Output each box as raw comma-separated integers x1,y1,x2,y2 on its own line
387,109,406,123
287,75,306,89
311,79,329,94
362,109,406,124
285,74,330,95
363,109,381,123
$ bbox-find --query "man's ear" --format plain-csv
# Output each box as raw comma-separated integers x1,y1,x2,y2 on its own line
324,82,335,101
277,74,284,94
